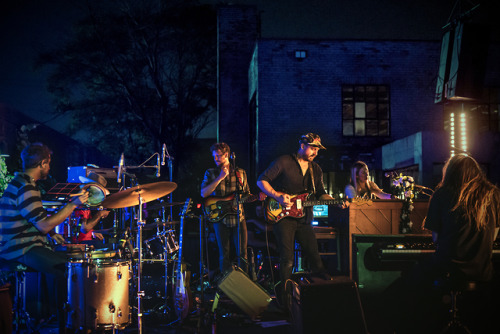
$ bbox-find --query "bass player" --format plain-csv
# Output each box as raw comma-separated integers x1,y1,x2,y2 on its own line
201,142,251,275
257,133,336,307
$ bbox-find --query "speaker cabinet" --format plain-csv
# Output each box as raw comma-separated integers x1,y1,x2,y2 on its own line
288,274,368,334
217,266,272,317
435,22,490,102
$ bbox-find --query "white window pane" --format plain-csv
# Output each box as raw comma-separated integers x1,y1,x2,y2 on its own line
355,102,366,118
355,120,365,136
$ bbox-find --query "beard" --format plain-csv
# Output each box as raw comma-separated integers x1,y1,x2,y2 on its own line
299,151,316,162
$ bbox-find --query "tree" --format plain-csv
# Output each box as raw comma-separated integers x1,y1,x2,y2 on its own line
36,0,217,196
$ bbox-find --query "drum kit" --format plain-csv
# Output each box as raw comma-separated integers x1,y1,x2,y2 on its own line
49,179,185,333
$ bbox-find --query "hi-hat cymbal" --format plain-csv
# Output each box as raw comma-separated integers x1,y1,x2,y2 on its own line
101,181,177,209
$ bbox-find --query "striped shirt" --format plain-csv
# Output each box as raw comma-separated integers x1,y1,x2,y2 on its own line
201,166,250,227
0,173,50,260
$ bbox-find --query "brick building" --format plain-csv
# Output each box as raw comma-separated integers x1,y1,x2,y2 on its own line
217,5,500,194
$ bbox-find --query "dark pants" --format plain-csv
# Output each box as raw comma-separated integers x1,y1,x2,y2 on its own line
273,218,325,305
213,220,248,273
17,246,67,331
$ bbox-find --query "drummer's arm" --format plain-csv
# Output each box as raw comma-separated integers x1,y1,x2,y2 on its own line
34,193,89,234
81,210,109,233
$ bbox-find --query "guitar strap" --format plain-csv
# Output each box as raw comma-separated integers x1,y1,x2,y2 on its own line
308,162,316,195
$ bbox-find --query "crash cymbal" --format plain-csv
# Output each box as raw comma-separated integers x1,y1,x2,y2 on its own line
101,181,177,209
144,201,184,211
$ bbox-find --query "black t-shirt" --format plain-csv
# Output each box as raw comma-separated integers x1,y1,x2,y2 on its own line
258,154,327,224
425,188,496,281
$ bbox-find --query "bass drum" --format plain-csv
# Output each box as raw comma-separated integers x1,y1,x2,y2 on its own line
67,259,130,330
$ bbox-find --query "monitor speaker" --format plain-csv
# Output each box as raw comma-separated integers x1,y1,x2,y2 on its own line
216,266,272,317
288,275,368,334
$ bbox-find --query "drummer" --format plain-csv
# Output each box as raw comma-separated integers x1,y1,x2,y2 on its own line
71,171,110,245
0,143,89,332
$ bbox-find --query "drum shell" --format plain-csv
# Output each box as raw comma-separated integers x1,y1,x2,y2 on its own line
67,260,130,330
143,230,179,259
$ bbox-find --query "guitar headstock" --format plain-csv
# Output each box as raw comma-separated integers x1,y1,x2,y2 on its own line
180,198,193,218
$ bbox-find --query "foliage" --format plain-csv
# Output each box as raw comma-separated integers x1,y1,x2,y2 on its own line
35,0,217,194
0,155,13,197
392,174,416,234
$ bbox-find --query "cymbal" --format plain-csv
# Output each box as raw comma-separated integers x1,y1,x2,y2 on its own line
144,201,184,211
101,181,177,209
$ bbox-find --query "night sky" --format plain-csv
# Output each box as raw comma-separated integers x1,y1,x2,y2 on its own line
0,0,495,137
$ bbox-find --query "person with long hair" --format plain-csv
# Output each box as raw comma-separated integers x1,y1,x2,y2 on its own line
425,154,500,281
387,154,500,333
345,161,392,199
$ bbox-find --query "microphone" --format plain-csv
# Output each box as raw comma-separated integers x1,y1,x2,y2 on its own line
230,152,236,160
117,153,124,183
156,152,161,178
161,143,166,166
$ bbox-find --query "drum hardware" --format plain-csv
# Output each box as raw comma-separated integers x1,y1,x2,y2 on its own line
106,150,177,333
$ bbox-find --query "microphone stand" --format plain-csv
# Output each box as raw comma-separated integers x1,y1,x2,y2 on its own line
231,154,242,269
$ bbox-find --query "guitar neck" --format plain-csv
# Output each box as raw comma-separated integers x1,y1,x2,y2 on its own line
302,199,338,207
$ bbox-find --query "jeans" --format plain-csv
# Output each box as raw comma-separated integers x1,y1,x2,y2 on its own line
273,218,325,305
213,220,248,273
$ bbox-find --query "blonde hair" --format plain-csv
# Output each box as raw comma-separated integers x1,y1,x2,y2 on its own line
349,161,370,196
437,154,500,230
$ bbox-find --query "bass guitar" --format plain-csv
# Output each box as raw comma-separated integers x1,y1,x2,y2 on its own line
264,192,372,224
203,192,266,223
174,198,193,320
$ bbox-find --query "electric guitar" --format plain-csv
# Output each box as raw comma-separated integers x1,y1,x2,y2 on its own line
264,192,372,224
203,192,266,223
174,198,193,320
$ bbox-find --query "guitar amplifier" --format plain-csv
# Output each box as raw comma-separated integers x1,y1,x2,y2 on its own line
288,274,368,334
217,266,272,317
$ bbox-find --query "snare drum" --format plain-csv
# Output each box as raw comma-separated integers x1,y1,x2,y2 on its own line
67,259,130,330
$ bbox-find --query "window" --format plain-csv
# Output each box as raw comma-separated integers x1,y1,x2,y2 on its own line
295,50,307,59
342,85,390,137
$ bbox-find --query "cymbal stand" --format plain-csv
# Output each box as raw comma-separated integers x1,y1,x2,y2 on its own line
135,194,145,334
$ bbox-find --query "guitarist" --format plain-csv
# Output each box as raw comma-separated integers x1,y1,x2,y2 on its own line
201,142,250,274
257,133,335,307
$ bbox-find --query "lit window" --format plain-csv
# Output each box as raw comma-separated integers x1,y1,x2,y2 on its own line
295,50,307,59
342,85,390,137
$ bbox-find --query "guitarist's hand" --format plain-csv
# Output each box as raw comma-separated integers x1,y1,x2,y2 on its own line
218,166,230,181
277,193,292,207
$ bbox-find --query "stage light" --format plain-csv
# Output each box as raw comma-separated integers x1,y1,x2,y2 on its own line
450,112,455,156
449,111,468,156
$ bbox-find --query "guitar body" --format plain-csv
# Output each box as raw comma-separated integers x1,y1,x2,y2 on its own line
203,193,263,223
203,194,239,223
174,263,192,320
264,193,310,224
174,199,193,320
